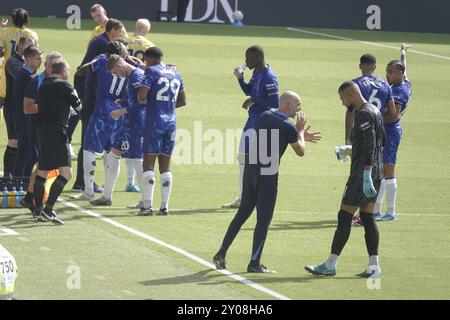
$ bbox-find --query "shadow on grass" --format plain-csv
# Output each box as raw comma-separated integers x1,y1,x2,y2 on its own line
139,268,358,287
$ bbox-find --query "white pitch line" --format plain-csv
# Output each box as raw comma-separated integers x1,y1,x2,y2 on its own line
286,27,450,61
58,198,291,301
276,211,450,217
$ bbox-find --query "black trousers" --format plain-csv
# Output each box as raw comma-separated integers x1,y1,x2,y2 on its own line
12,124,37,178
221,165,278,263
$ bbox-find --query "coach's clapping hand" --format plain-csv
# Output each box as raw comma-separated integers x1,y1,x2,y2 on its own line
296,111,306,133
304,125,322,143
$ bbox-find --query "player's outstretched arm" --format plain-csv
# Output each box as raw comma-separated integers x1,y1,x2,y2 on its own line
400,43,411,71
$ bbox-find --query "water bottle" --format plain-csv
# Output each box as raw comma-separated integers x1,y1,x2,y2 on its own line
8,186,17,208
17,186,24,208
239,63,247,72
2,187,8,208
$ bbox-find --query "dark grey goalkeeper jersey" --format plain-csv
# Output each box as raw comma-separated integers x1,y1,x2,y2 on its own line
350,103,386,180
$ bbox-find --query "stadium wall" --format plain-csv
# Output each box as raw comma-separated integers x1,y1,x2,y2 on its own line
1,0,449,33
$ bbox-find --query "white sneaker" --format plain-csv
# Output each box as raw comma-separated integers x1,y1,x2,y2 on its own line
128,201,145,209
71,192,95,201
222,197,241,209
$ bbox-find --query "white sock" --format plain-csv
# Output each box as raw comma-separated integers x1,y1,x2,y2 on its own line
125,158,135,185
102,152,120,199
369,255,379,266
131,159,144,200
375,178,386,214
325,254,339,270
83,150,96,195
160,171,172,210
239,164,245,199
385,178,397,215
142,170,155,208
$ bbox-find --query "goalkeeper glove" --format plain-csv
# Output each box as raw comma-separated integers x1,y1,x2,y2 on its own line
363,170,377,198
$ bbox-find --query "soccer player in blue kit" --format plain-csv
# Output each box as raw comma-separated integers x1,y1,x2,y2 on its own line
375,43,412,221
346,53,397,225
89,54,147,207
222,45,279,209
72,41,129,200
137,47,186,216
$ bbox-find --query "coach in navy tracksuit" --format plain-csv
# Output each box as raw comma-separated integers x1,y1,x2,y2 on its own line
213,91,321,273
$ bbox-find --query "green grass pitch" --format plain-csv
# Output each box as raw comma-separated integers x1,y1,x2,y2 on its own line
1,17,450,300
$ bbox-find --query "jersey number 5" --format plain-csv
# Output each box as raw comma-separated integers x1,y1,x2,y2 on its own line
156,78,181,102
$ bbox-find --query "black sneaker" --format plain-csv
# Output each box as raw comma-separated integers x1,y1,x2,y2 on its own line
159,208,169,216
213,252,226,270
20,198,34,214
33,210,47,222
137,207,153,216
247,263,276,274
71,183,84,192
42,209,65,225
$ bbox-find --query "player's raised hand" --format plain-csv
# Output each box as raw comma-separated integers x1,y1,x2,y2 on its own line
296,111,306,133
401,43,411,52
234,67,244,79
304,125,322,143
0,19,8,28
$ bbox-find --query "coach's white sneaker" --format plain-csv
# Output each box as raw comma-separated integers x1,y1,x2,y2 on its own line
71,192,95,201
222,197,241,209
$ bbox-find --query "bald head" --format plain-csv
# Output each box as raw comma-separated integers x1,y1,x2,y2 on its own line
134,19,151,36
279,91,302,118
338,80,365,110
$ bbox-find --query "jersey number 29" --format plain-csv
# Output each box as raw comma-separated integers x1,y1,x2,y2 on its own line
156,78,181,102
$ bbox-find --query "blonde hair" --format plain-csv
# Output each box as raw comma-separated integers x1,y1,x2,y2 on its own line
135,19,151,35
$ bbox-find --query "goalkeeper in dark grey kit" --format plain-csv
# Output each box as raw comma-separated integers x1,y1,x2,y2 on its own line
305,81,385,278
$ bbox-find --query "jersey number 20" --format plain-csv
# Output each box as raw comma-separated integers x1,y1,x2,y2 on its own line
156,78,181,102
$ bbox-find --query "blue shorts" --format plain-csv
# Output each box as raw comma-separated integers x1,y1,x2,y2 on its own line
112,125,143,159
142,122,176,156
382,125,402,165
84,114,122,153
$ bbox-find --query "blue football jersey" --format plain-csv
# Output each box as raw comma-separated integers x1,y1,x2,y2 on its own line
242,66,279,118
389,78,412,126
91,54,128,115
123,67,145,129
141,63,184,126
353,75,393,115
